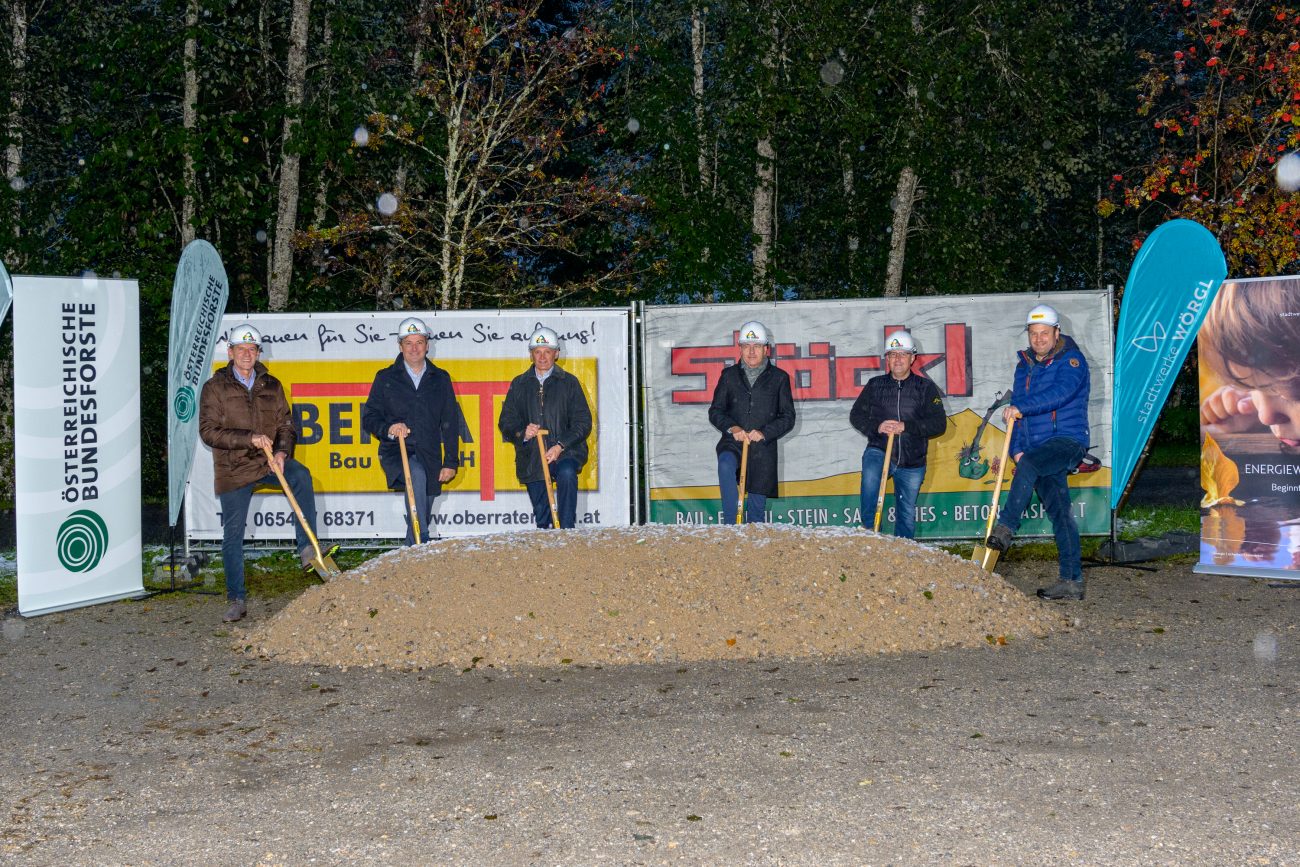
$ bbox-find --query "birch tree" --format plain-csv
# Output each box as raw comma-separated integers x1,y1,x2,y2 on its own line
267,0,312,311
317,0,635,310
180,0,198,247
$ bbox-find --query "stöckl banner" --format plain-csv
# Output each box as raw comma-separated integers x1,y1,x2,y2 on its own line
641,292,1114,539
13,275,143,616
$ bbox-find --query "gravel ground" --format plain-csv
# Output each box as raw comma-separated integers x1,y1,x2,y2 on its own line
1,555,1296,865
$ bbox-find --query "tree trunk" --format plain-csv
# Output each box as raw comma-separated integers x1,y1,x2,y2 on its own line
691,5,709,193
750,18,777,301
883,166,918,297
750,135,775,300
5,0,28,267
379,0,427,311
267,0,312,311
841,141,858,276
180,0,198,247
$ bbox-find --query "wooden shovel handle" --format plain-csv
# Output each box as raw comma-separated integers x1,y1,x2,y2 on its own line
397,434,421,543
736,438,750,525
260,444,324,562
982,415,1018,538
873,431,896,532
536,429,561,529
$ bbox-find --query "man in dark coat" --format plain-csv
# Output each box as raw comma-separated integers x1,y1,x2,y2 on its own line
199,323,332,623
850,329,948,537
498,326,593,529
361,317,461,545
708,320,797,524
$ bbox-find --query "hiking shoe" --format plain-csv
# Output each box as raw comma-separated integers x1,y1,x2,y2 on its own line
222,599,247,622
985,524,1014,553
1037,579,1085,601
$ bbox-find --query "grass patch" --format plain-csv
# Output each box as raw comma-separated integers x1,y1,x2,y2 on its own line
1145,441,1198,468
941,503,1200,563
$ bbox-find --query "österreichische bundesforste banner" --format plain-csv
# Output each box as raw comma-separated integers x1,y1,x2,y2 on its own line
167,240,229,526
1112,219,1226,508
14,275,142,616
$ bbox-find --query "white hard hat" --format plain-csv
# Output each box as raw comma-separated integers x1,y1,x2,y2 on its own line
883,330,916,355
737,321,770,345
397,316,431,341
1025,304,1060,328
228,323,262,348
528,326,561,351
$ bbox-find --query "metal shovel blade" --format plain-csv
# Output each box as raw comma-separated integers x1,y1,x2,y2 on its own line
304,544,343,579
970,543,1000,572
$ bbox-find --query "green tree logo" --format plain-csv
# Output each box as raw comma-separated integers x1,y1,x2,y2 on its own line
173,385,196,423
57,510,109,573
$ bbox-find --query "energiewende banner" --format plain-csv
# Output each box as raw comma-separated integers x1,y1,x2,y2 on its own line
14,275,143,615
186,309,631,540
642,292,1114,539
1196,277,1300,581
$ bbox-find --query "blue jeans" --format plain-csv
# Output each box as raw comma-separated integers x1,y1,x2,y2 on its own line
526,455,580,529
999,437,1086,581
218,458,317,601
718,449,768,524
400,454,435,545
859,447,926,538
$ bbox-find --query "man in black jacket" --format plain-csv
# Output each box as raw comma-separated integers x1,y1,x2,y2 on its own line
498,326,593,529
708,320,797,524
361,317,460,545
849,330,947,537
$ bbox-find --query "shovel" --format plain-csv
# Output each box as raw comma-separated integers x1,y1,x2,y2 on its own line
261,444,341,579
536,428,561,529
397,433,422,544
971,414,1017,572
872,431,896,533
736,437,750,525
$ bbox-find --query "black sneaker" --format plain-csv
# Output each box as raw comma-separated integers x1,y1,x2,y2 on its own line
985,524,1013,552
1036,579,1085,601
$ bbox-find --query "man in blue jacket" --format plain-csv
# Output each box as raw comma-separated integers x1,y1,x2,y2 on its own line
984,304,1091,600
362,317,461,545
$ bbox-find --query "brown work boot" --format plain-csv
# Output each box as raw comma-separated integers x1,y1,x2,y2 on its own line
222,599,247,622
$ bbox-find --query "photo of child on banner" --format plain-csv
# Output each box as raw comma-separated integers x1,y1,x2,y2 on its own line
1198,277,1300,577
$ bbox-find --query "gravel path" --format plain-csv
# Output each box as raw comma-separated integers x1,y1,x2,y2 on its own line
1,558,1296,865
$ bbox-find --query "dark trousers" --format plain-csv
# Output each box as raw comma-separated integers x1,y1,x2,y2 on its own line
400,453,435,545
999,437,1086,581
525,456,580,529
218,459,316,600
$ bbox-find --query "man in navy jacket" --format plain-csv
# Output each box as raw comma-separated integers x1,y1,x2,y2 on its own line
849,329,948,537
985,304,1091,600
362,317,461,544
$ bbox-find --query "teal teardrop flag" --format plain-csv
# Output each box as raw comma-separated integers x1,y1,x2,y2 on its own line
168,240,230,526
1112,219,1226,508
0,259,12,329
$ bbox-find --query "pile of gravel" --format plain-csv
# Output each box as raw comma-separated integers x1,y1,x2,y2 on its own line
239,525,1066,671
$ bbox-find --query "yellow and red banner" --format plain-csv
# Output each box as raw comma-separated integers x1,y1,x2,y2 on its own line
185,312,628,540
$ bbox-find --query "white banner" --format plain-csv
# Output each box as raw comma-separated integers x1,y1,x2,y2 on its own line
186,309,632,540
14,275,142,615
642,292,1114,538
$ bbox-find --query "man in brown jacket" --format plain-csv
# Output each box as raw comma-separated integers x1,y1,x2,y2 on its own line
199,323,329,622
